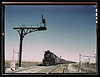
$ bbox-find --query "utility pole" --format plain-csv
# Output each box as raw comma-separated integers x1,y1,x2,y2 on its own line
92,54,96,72
11,50,19,71
12,50,14,61
60,56,62,63
13,15,47,67
81,54,96,69
88,57,90,67
78,54,81,72
12,50,19,61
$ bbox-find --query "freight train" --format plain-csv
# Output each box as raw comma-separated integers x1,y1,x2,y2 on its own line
43,50,68,66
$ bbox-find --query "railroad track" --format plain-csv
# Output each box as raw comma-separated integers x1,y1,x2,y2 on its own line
45,64,68,74
6,64,68,74
5,66,48,73
63,65,68,73
49,65,61,73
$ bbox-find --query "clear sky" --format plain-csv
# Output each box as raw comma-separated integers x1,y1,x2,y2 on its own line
5,5,97,63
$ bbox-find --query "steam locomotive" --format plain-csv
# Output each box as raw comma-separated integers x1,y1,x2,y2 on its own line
42,50,67,66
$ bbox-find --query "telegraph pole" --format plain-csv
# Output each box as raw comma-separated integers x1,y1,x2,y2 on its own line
60,56,61,63
12,50,19,61
80,54,96,71
88,57,90,67
13,15,47,67
12,50,14,61
79,54,81,72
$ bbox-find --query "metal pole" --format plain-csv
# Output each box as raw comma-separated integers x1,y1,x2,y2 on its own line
60,56,61,63
88,57,90,67
12,50,14,61
79,54,81,72
95,55,97,72
19,29,23,67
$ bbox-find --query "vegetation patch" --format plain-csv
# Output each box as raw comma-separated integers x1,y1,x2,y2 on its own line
71,63,97,73
5,60,42,68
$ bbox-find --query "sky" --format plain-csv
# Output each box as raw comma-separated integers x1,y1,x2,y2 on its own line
5,5,97,63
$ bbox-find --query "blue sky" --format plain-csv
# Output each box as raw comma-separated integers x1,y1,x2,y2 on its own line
5,5,96,63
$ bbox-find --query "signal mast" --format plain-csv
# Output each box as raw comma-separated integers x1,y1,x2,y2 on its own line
13,15,47,67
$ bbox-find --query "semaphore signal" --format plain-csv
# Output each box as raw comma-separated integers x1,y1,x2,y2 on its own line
13,15,47,67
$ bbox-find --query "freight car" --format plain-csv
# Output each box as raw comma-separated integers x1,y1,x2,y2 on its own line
42,50,67,66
